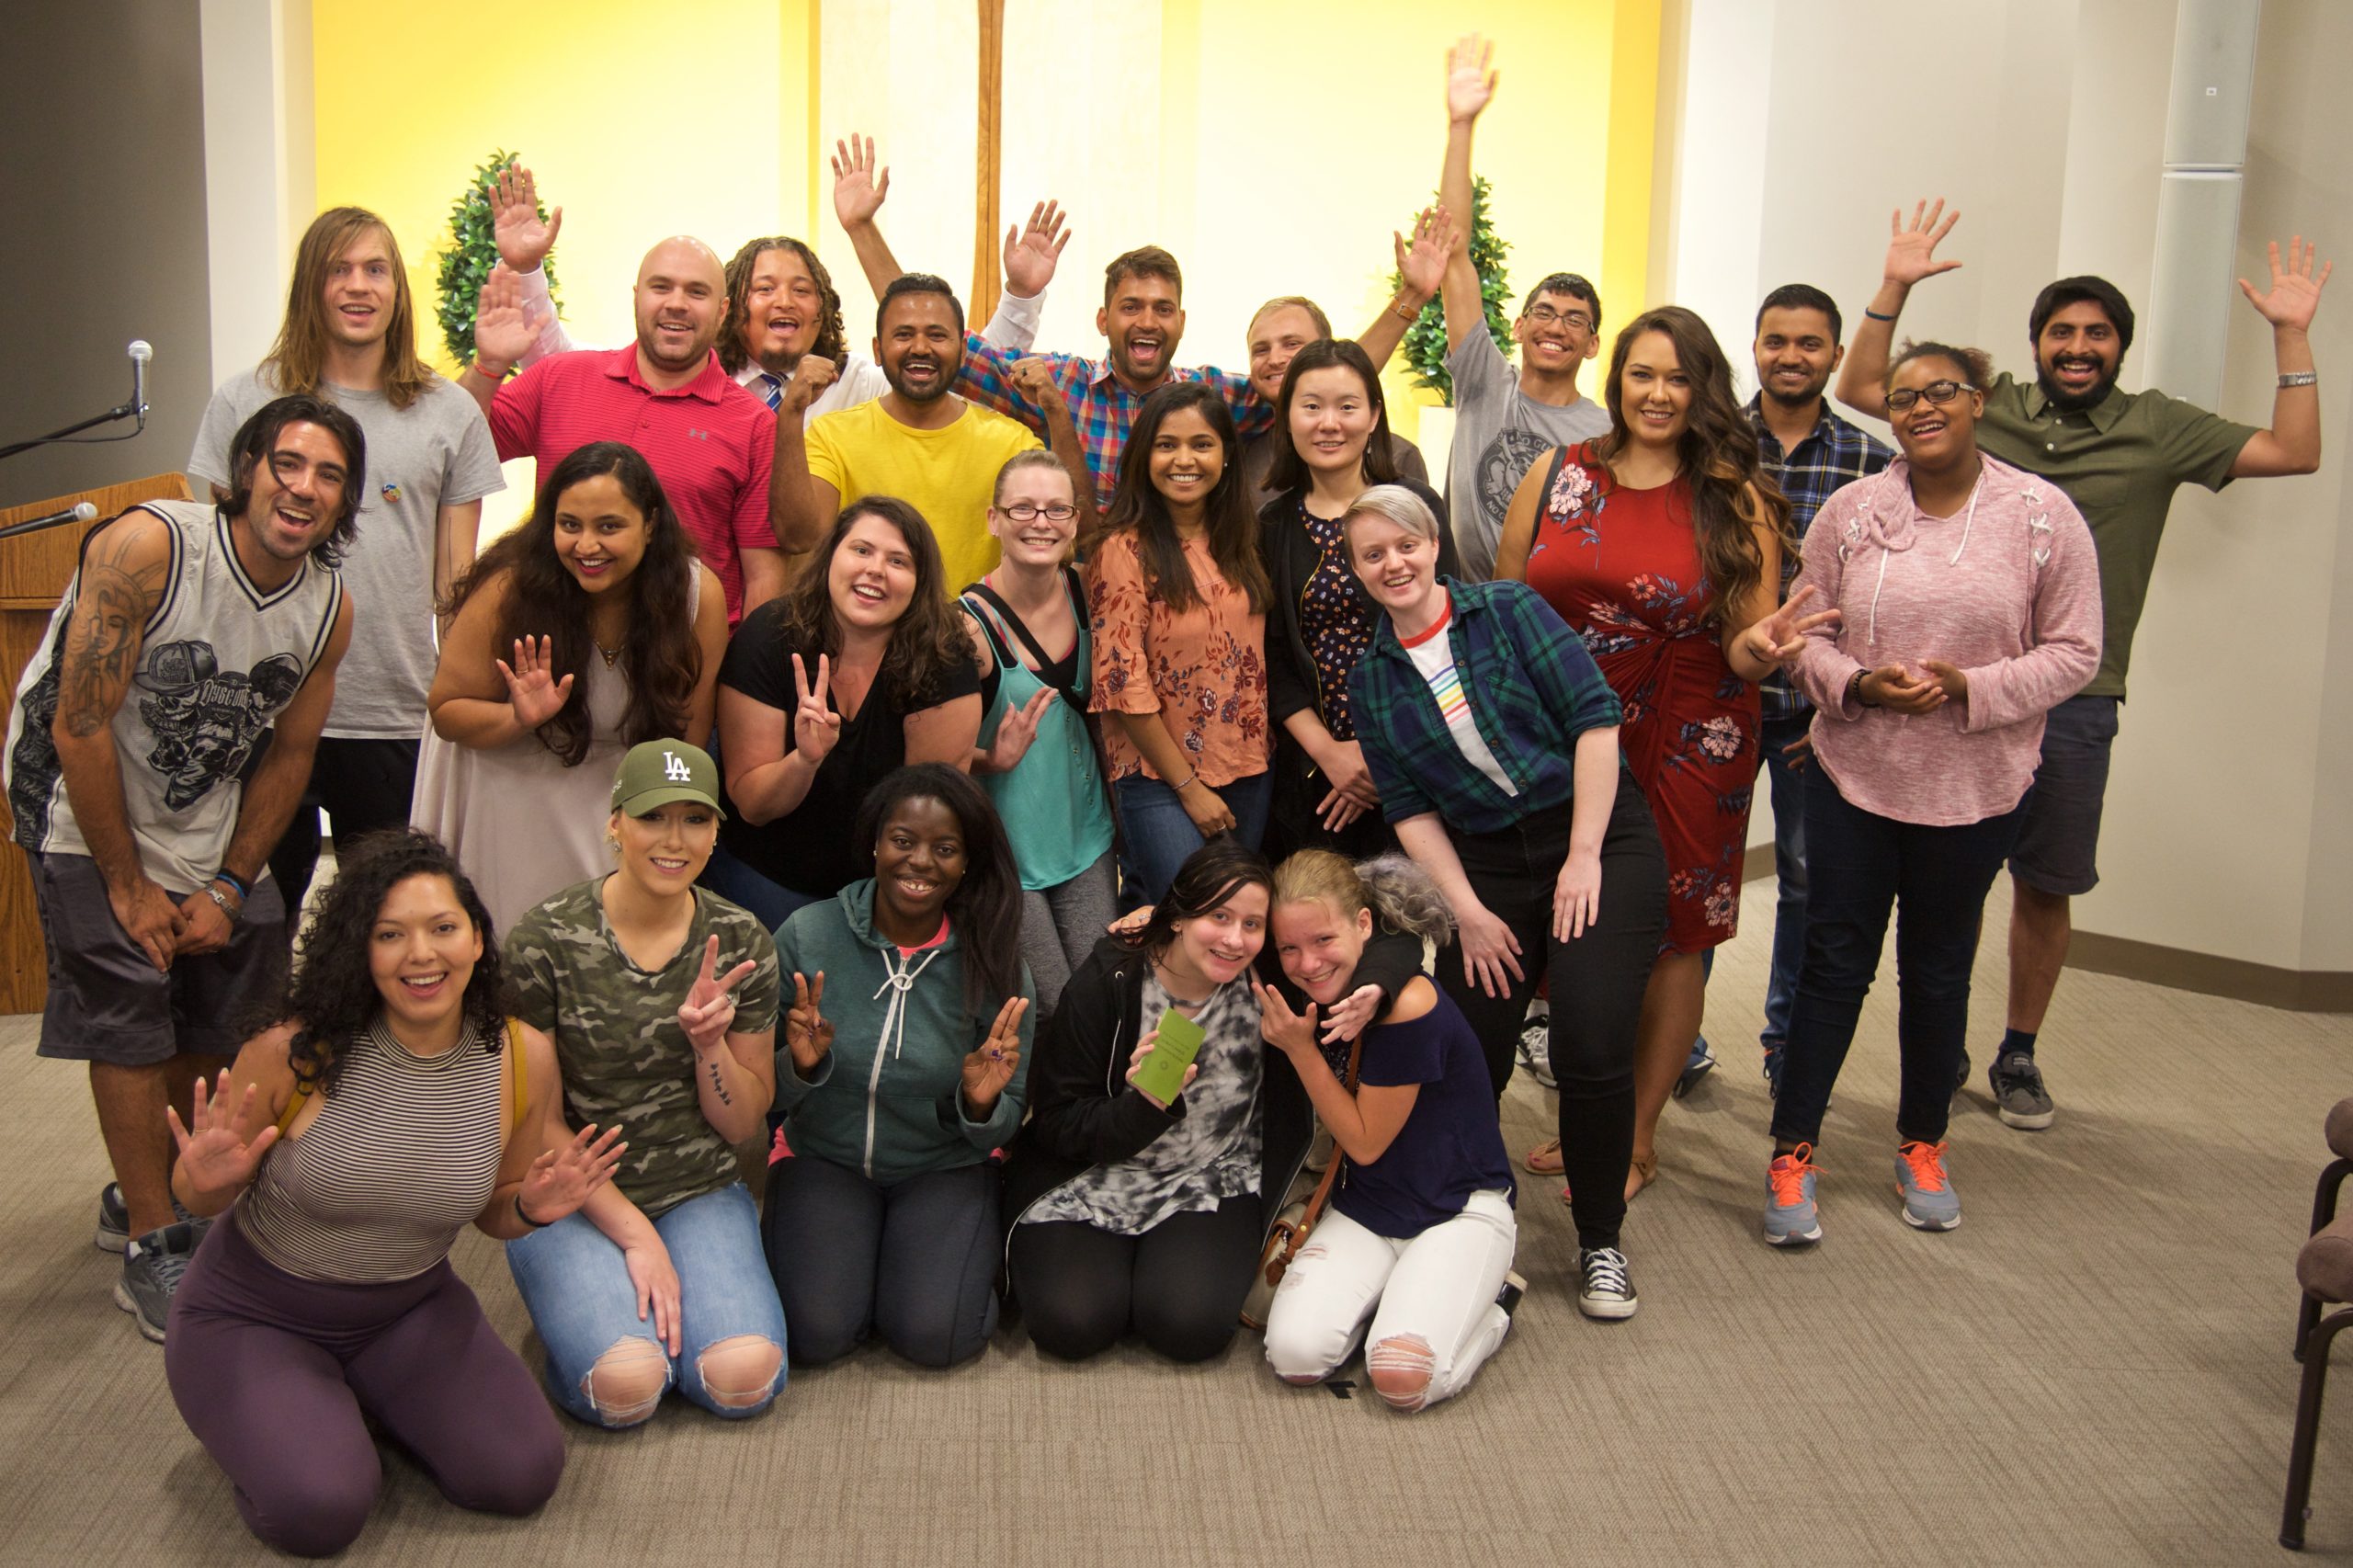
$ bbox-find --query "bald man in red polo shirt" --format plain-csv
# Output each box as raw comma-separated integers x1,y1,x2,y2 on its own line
463,237,789,625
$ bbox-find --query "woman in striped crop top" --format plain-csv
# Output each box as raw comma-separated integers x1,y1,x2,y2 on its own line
161,831,622,1558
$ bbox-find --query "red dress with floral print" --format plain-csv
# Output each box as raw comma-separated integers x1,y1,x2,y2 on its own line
1523,443,1756,953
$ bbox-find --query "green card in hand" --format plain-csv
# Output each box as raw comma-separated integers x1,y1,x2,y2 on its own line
1131,1007,1206,1105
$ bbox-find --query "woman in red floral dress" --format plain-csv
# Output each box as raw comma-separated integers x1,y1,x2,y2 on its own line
1497,305,1821,1201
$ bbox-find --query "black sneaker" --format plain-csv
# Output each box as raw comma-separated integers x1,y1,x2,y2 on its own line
1988,1051,2055,1130
1674,1037,1716,1098
96,1183,198,1253
1495,1270,1528,1318
115,1221,200,1343
1575,1247,1638,1320
1953,1048,1972,1096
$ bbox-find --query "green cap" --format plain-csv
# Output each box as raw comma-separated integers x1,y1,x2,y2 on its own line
610,739,726,819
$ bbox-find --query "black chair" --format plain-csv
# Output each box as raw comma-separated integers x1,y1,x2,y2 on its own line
2282,1097,2353,1550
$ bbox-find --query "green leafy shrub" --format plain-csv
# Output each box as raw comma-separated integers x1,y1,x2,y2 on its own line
1390,174,1512,406
434,149,560,368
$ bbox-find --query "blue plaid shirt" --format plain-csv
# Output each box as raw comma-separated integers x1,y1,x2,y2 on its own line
958,338,1273,510
1349,578,1623,835
1748,397,1893,719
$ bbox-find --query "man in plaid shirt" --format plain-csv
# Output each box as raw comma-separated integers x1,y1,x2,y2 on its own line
1743,283,1893,1092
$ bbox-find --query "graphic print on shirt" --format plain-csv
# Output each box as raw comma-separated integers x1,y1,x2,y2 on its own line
134,642,307,809
1478,424,1560,536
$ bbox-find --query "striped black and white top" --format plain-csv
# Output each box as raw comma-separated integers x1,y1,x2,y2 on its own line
239,1017,507,1283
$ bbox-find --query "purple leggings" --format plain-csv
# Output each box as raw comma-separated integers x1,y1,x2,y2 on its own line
164,1211,563,1557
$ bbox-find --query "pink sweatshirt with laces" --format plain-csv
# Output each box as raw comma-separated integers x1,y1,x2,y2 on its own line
1790,452,2103,826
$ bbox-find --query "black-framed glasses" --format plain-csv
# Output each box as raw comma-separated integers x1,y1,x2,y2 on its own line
1884,380,1976,412
995,502,1079,522
1522,303,1594,333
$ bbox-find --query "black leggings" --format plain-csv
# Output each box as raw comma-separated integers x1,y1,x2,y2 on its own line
1007,1194,1261,1362
1435,775,1667,1251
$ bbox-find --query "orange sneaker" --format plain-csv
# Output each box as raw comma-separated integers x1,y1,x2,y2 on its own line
1894,1140,1961,1231
1763,1143,1822,1245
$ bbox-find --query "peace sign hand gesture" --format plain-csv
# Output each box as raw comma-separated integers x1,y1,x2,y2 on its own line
784,971,833,1076
2239,236,2333,334
518,1122,627,1227
498,636,574,730
790,653,842,767
985,687,1056,771
1736,583,1841,670
167,1071,279,1205
677,934,759,1054
1884,199,1962,289
959,997,1029,1117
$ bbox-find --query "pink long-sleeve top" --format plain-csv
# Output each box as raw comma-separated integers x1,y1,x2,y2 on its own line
1790,453,2103,826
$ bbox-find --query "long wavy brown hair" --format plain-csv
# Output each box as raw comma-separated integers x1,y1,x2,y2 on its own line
750,496,974,710
718,236,847,376
262,208,435,412
444,442,703,766
1593,305,1793,625
1085,381,1269,616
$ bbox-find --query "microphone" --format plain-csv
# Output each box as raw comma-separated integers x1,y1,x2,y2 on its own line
128,340,152,418
0,501,98,541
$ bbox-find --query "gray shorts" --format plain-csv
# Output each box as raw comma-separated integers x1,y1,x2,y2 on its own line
28,850,288,1066
2006,694,2121,897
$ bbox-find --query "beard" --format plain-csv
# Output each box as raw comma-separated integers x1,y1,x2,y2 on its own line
2036,359,2120,414
884,355,957,403
1760,370,1831,410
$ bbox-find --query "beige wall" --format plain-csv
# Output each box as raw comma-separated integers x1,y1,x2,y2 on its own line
1657,0,2352,977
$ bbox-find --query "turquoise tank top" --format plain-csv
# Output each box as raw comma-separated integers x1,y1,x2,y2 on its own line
961,578,1115,890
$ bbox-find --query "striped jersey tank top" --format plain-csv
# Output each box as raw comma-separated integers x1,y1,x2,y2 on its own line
238,1017,507,1283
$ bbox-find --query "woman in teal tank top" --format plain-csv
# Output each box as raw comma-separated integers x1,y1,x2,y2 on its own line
960,451,1116,1017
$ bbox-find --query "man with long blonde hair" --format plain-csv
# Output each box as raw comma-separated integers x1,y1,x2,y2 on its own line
189,206,505,923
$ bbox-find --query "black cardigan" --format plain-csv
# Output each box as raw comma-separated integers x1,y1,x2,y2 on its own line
1000,926,1428,1240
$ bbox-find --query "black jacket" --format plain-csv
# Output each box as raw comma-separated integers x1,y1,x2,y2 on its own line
1000,926,1427,1240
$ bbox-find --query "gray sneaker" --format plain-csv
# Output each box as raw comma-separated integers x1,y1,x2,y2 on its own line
1516,1011,1556,1091
1575,1247,1639,1320
1764,1145,1823,1245
115,1221,200,1342
97,1183,201,1253
1988,1051,2055,1130
1893,1141,1961,1231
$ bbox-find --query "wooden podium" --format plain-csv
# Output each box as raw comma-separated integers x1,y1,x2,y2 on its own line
1,474,193,1015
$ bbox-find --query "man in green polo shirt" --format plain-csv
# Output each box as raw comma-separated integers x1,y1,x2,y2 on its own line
1837,199,2328,1131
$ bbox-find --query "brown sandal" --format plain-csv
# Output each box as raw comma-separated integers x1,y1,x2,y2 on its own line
1523,1137,1563,1176
1624,1153,1658,1201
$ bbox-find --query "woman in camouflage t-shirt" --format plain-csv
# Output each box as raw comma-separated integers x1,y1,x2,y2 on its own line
502,740,788,1427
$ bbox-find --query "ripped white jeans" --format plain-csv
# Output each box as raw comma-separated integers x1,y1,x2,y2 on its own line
1261,1189,1516,1411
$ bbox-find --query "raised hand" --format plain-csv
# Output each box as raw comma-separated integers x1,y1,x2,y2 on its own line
677,934,759,1054
1003,199,1071,297
1446,34,1496,123
497,635,574,730
1253,980,1320,1059
623,1239,682,1356
472,264,550,369
1553,847,1603,942
960,996,1029,1115
830,134,890,230
1124,1027,1196,1110
986,687,1055,770
1394,205,1459,300
1317,983,1382,1047
2239,236,2333,333
1454,897,1525,999
167,1071,279,1202
1858,662,1947,715
520,1121,625,1229
784,971,834,1075
1737,583,1841,670
1919,659,1971,705
1884,199,1962,288
490,161,563,274
790,653,842,767
780,355,838,417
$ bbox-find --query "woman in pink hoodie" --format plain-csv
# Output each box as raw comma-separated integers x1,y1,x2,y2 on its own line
1761,342,2100,1246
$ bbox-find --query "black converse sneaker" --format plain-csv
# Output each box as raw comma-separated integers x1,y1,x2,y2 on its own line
1576,1246,1638,1320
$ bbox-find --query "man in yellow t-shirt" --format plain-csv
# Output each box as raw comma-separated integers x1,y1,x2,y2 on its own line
778,273,1049,590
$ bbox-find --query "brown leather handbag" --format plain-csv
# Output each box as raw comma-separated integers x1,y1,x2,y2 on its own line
1240,1033,1363,1333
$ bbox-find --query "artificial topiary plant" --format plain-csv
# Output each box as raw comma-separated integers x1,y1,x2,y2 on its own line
1390,173,1513,406
434,149,560,368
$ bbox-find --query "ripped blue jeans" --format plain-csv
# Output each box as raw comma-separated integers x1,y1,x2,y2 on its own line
506,1181,785,1426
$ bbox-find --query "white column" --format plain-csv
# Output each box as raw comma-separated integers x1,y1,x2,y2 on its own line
198,0,313,386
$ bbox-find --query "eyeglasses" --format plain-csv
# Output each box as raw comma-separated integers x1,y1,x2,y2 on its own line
1522,304,1594,333
1884,380,1976,412
995,502,1079,523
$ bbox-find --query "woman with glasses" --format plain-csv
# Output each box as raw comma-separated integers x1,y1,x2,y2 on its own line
961,451,1116,1017
1760,343,2099,1245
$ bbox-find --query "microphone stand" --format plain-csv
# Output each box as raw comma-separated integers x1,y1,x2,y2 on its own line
0,398,145,463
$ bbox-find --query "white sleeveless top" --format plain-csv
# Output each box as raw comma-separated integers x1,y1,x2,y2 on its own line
5,499,343,892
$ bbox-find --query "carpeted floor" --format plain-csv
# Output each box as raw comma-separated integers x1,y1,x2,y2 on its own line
2,875,2347,1567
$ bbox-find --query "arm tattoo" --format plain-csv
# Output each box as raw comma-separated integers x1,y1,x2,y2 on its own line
57,528,165,741
707,1060,733,1106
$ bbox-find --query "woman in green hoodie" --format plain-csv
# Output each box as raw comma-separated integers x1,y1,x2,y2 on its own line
760,764,1033,1367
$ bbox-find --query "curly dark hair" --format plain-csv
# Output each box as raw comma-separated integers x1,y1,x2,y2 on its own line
222,393,368,569
748,495,974,710
1124,837,1274,961
854,764,1024,1017
1890,338,1996,396
718,236,847,376
1086,381,1269,616
261,830,506,1093
443,441,703,766
1591,304,1793,628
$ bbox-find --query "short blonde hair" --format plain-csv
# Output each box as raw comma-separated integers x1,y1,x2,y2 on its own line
1340,483,1442,545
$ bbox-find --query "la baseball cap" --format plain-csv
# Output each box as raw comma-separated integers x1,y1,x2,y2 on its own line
610,739,726,818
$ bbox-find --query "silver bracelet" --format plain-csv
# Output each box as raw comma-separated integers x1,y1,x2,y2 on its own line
203,883,241,922
2279,370,2319,389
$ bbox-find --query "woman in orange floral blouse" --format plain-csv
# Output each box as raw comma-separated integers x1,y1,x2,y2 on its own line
1086,383,1274,907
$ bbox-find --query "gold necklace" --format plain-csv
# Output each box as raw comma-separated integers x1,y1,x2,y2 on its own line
593,641,622,668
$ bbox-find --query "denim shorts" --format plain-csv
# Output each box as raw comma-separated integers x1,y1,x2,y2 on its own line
506,1181,785,1425
2006,694,2120,897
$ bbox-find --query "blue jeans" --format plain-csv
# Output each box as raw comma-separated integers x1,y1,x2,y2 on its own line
506,1182,786,1426
1111,770,1273,911
1757,710,1812,1049
699,842,824,933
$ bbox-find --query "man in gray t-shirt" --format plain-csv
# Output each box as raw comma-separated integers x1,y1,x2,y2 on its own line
189,206,505,915
1436,36,1613,583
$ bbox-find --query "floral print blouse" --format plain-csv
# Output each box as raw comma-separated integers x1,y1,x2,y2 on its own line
1086,529,1269,788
